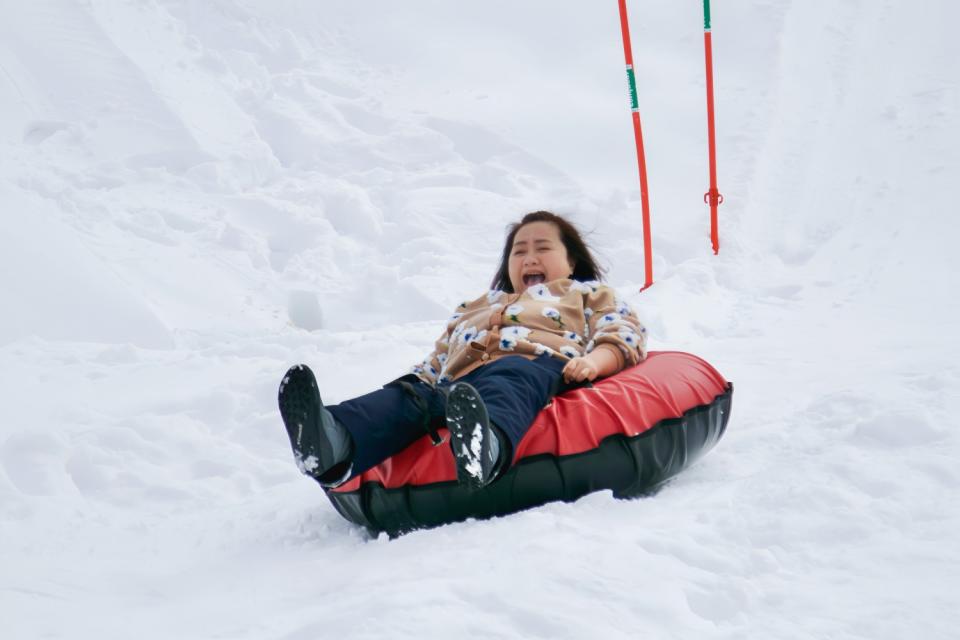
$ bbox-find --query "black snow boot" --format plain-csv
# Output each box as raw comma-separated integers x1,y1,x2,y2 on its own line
446,382,503,490
278,364,353,487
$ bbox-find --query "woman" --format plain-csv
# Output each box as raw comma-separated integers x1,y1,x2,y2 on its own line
278,211,647,491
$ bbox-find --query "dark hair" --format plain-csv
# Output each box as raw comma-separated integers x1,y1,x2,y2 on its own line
490,211,606,293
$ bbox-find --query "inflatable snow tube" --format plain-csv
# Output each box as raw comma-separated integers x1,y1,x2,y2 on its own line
327,351,732,536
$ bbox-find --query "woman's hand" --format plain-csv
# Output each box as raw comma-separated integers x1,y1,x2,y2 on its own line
562,345,624,383
562,356,600,383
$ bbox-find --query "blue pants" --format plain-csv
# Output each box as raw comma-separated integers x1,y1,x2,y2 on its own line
327,355,572,478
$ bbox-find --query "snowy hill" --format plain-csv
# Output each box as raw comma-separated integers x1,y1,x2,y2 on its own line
2,1,958,638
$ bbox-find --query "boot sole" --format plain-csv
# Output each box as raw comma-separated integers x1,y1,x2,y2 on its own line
446,382,493,490
278,364,330,478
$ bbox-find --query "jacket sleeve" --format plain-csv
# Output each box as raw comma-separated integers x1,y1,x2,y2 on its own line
411,329,451,385
410,308,462,385
583,285,647,370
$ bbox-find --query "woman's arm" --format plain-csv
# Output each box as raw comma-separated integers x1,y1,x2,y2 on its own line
564,285,647,383
562,344,623,383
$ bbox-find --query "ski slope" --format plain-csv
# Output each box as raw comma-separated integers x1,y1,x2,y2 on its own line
1,1,958,637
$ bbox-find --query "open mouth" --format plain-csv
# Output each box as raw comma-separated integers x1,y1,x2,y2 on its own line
522,272,546,287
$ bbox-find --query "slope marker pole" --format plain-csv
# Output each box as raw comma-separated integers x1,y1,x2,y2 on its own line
618,0,654,291
702,0,724,254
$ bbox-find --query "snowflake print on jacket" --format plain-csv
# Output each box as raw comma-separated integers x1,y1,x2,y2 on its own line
499,326,532,351
528,284,561,302
559,345,581,359
505,304,524,323
542,306,565,330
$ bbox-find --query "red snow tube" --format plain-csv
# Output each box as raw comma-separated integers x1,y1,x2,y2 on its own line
327,351,732,536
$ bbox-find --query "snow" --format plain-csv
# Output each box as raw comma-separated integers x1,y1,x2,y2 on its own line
2,0,959,638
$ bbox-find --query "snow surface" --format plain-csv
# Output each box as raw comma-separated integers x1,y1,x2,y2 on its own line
2,1,959,638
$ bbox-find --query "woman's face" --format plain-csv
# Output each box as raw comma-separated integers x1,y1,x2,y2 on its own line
508,221,574,292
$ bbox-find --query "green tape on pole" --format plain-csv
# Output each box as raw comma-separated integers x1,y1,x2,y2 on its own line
626,67,639,110
703,0,712,30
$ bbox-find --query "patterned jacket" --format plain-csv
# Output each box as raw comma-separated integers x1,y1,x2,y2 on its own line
412,279,647,385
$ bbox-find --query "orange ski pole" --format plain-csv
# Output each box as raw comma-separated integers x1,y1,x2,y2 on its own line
703,0,724,254
618,0,654,290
